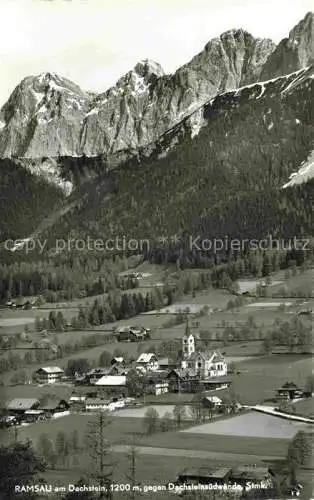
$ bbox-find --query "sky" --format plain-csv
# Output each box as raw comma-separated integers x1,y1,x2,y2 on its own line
0,0,312,106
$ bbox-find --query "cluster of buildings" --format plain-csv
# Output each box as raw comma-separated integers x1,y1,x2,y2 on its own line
5,297,38,310
30,322,231,397
2,324,232,425
115,325,151,342
77,326,230,398
173,464,302,497
1,397,70,427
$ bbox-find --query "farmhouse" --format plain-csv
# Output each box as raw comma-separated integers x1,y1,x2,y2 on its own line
166,369,231,393
166,369,202,393
38,398,69,418
94,375,127,397
276,382,304,401
111,357,125,367
201,376,231,391
177,467,231,485
86,364,126,384
136,353,159,372
69,394,86,410
176,466,273,490
230,465,273,489
145,372,169,396
202,396,222,409
6,398,40,416
158,358,177,370
35,366,64,384
23,410,44,423
116,325,149,342
85,398,111,411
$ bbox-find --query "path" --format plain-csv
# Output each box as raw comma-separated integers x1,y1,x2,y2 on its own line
245,405,314,424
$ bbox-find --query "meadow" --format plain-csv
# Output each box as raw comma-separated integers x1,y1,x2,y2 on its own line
181,411,310,438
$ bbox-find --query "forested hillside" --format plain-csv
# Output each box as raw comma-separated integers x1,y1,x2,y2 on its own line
38,68,314,253
0,158,65,241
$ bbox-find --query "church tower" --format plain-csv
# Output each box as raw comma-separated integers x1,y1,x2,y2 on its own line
181,316,195,369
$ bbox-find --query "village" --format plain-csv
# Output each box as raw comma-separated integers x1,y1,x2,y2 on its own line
0,265,313,499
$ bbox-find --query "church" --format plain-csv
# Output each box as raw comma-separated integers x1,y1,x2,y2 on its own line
181,320,227,379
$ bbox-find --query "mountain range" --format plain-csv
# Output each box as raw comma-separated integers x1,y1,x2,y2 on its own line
0,12,313,186
0,12,313,252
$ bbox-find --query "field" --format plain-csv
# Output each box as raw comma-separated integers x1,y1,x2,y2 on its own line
181,411,310,438
294,398,314,417
3,411,291,461
112,405,192,419
41,454,233,500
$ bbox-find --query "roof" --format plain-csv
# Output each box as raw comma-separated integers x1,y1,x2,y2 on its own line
136,353,157,364
85,398,110,405
146,371,169,383
189,350,226,363
231,466,270,480
167,368,197,379
279,382,300,390
203,396,222,404
179,467,231,479
36,366,64,374
158,357,175,366
202,376,231,384
7,398,39,410
88,368,109,375
95,375,126,386
117,326,130,333
38,399,68,410
112,357,124,363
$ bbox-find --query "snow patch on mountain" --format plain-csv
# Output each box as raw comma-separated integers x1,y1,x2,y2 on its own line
283,150,314,188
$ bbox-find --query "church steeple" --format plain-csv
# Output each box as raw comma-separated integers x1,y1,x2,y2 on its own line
184,315,190,337
181,315,195,366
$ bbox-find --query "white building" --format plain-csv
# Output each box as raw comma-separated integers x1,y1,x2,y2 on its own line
85,398,111,411
136,353,159,372
94,375,126,387
186,350,227,378
181,333,196,368
35,367,64,384
181,326,227,378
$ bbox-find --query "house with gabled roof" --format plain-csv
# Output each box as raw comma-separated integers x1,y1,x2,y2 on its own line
38,398,69,417
7,398,40,415
276,381,304,400
35,366,64,384
136,353,159,372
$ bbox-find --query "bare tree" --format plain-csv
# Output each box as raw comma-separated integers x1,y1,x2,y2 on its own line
84,412,115,499
125,434,141,499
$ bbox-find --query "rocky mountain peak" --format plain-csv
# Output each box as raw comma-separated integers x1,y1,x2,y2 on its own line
261,11,314,79
0,13,312,163
133,59,165,79
219,28,253,42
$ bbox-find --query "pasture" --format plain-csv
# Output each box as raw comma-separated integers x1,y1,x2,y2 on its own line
181,411,310,439
4,411,290,460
